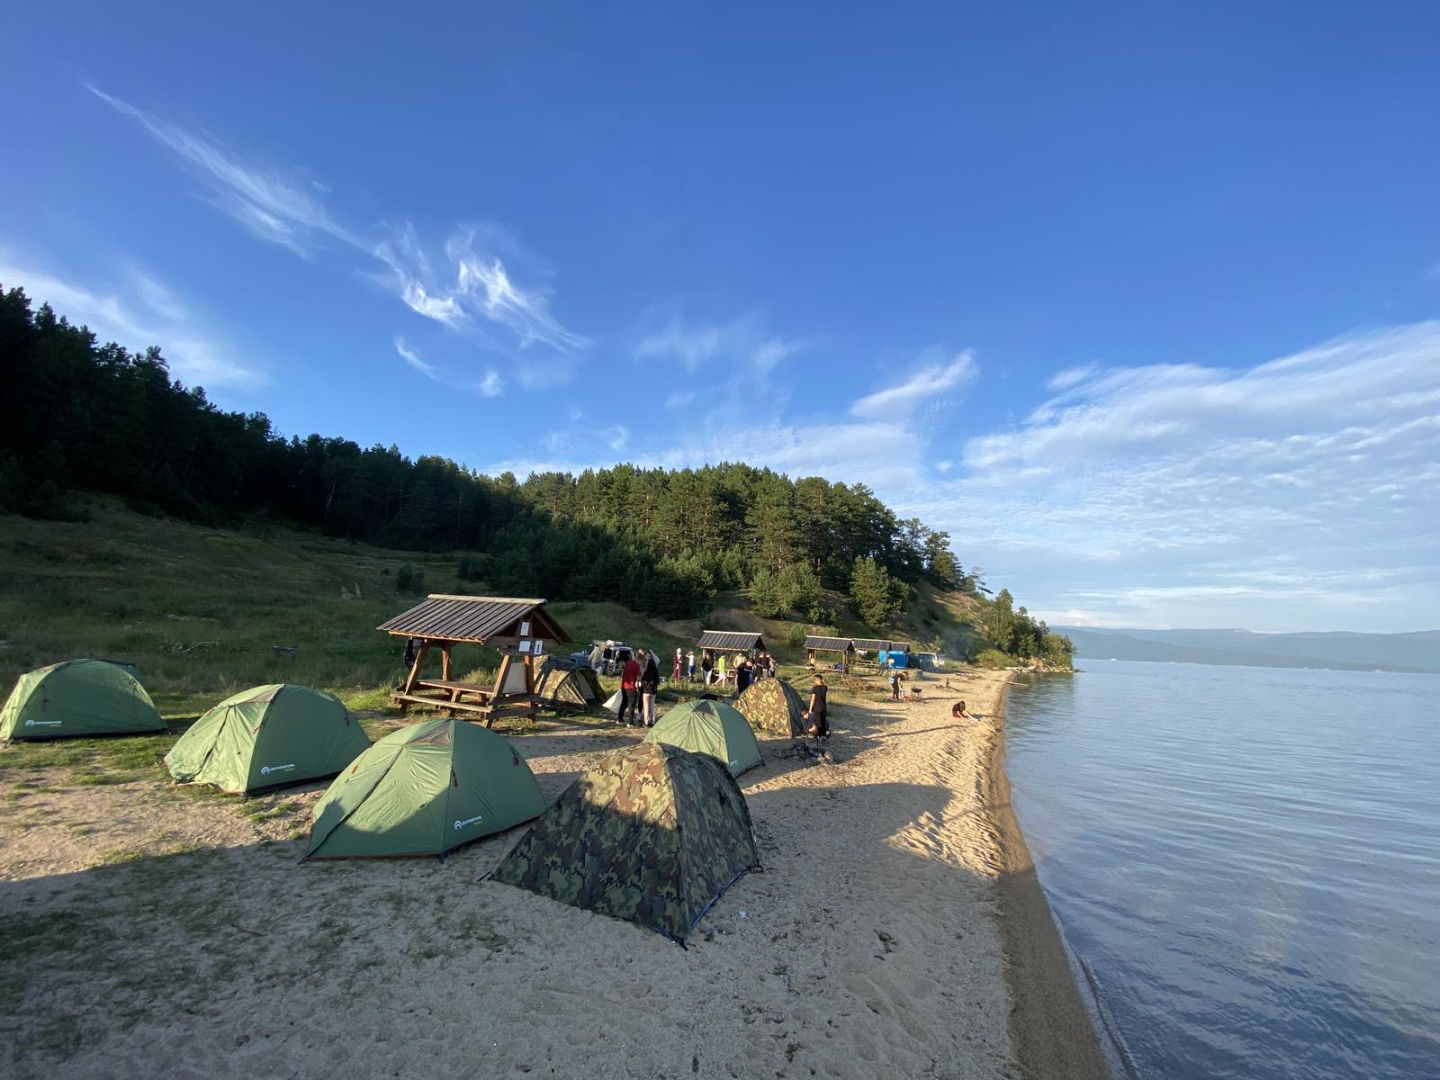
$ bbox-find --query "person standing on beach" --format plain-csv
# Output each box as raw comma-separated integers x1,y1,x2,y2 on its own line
717,653,727,687
806,674,829,738
735,658,752,696
641,649,661,727
701,651,713,686
619,651,642,725
673,648,682,683
686,650,696,680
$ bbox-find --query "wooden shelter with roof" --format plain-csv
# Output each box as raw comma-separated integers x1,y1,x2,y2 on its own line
852,638,914,670
804,635,857,672
695,630,766,667
378,595,571,726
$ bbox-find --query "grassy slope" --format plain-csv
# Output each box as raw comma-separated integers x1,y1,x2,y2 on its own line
0,501,690,720
0,500,993,711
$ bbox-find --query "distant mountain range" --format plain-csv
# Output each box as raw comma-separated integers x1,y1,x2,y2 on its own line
1053,626,1440,674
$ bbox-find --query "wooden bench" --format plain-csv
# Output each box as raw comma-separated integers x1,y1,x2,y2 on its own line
392,693,492,715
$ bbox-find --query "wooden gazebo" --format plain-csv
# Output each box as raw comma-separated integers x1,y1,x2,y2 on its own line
695,630,766,661
804,635,857,672
378,595,571,726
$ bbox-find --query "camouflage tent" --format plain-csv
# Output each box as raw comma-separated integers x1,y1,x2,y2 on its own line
644,699,762,776
734,678,809,737
534,658,601,709
492,742,758,941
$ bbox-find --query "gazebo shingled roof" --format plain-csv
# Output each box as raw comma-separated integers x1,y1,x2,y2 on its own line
804,635,855,652
378,595,570,645
696,630,766,652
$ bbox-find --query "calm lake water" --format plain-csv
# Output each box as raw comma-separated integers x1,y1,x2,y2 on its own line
1004,660,1440,1080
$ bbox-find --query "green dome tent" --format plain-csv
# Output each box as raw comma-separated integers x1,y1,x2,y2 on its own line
1,659,164,741
305,718,546,860
165,684,370,794
493,741,758,942
734,678,809,737
644,699,763,776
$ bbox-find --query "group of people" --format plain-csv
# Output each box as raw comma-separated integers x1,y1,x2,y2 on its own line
686,649,776,689
616,647,662,727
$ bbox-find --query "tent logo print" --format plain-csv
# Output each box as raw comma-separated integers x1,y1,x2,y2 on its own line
260,763,296,776
25,719,62,727
454,814,484,831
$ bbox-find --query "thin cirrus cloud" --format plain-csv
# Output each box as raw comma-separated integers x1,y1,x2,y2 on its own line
394,335,502,397
0,252,264,390
849,350,977,419
88,84,586,379
633,311,810,374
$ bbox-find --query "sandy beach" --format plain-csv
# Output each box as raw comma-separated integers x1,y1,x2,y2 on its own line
0,669,1106,1079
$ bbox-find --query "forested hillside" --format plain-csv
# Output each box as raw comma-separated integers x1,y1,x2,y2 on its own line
0,283,1070,662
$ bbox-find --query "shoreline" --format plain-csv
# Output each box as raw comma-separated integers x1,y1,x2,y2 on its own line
985,674,1112,1080
1,668,1108,1078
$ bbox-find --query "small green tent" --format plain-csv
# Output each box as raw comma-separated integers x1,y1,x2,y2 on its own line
734,678,810,737
492,742,758,941
644,699,763,776
306,718,546,860
165,684,369,794
1,659,164,741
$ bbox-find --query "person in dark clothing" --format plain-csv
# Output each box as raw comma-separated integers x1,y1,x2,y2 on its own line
806,674,829,738
952,700,973,720
735,659,752,695
619,653,642,725
640,650,661,726
889,670,902,702
701,652,714,686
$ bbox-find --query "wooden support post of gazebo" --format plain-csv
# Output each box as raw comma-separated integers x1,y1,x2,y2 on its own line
378,595,571,727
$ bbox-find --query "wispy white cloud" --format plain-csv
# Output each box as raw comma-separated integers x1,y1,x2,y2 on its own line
850,349,976,419
87,84,355,258
634,312,809,373
393,336,439,379
754,337,811,372
90,85,586,374
607,425,629,452
374,225,588,355
905,323,1440,629
664,390,695,409
478,369,503,398
0,252,264,391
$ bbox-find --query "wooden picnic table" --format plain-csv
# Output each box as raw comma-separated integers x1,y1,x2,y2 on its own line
413,678,492,703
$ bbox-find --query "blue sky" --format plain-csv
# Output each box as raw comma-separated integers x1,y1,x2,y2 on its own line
3,3,1438,632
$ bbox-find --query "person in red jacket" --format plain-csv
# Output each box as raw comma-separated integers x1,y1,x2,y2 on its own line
619,652,642,726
